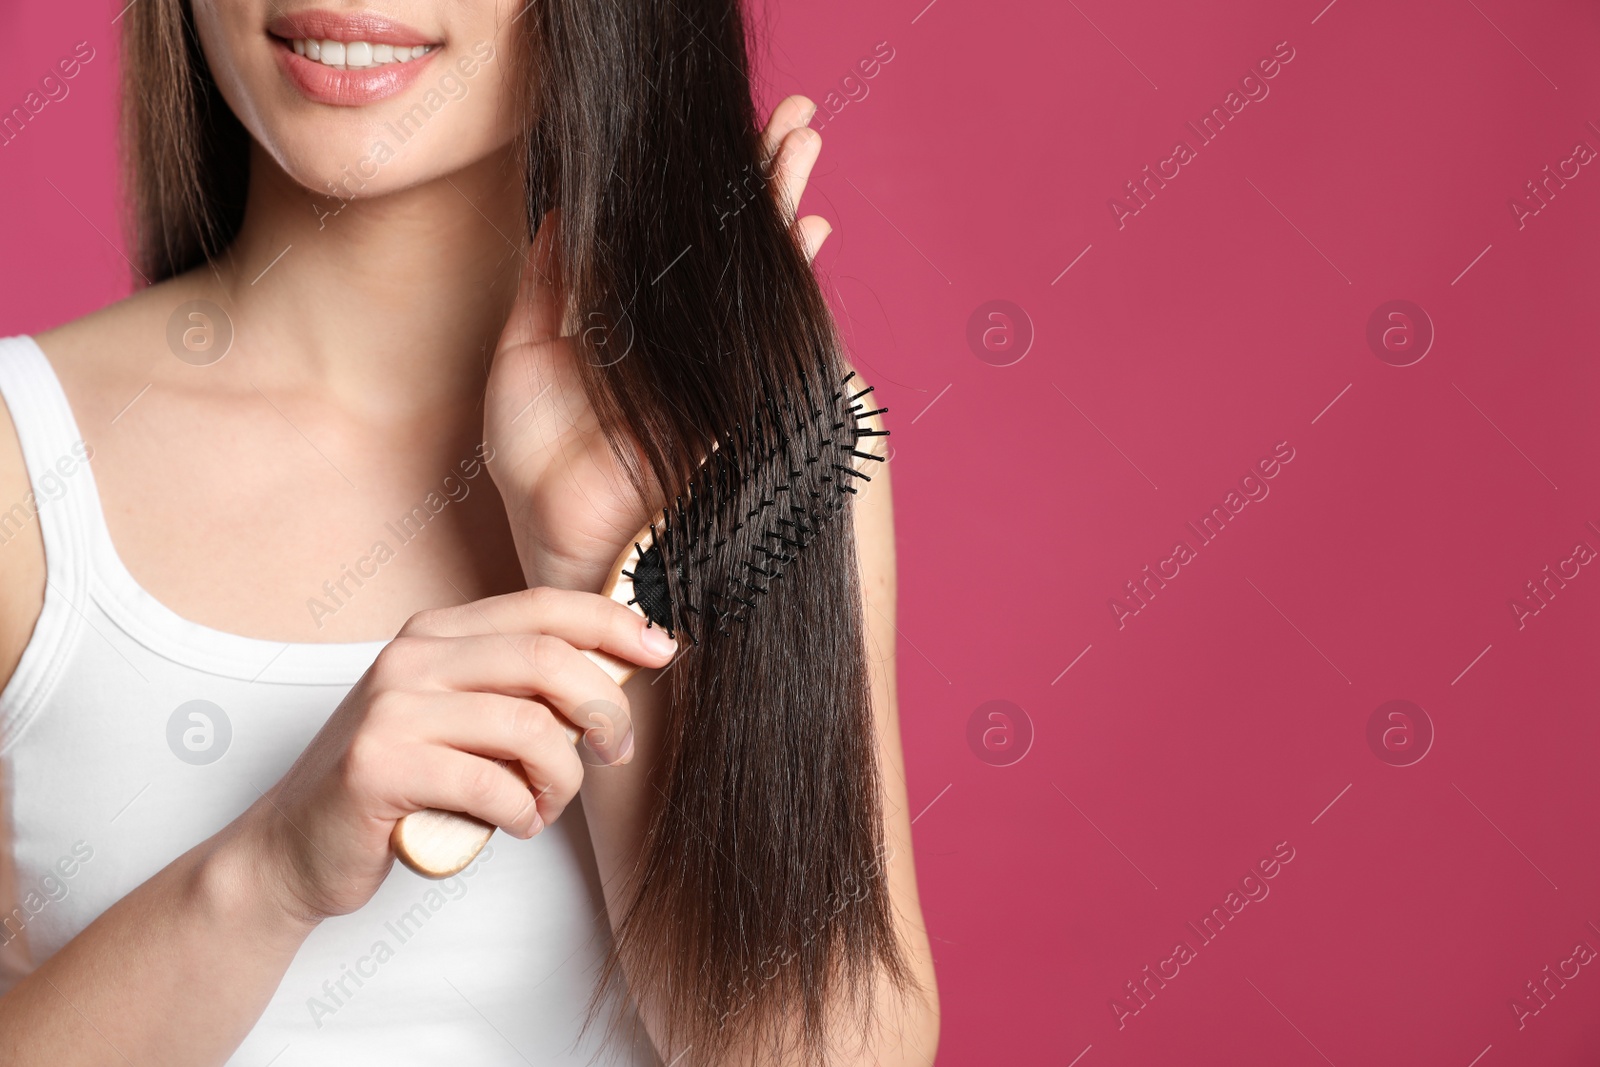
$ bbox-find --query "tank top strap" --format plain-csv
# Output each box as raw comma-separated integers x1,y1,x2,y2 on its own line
0,335,97,602
0,335,99,748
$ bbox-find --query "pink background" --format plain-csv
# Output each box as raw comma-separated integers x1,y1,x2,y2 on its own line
5,1,1600,1064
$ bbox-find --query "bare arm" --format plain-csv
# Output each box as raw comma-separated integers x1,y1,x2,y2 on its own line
0,400,323,1062
0,397,677,1062
0,816,321,1063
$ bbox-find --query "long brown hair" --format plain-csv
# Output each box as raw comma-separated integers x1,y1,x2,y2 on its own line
123,1,909,1060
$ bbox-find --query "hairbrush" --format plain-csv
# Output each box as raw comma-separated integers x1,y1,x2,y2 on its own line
392,366,888,877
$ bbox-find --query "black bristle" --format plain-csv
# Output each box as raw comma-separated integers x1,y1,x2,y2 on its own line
626,369,890,647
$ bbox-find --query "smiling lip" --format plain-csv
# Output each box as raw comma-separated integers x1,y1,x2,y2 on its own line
269,11,440,106
275,43,437,105
267,10,437,46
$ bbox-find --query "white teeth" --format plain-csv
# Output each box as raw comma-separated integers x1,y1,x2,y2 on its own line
290,38,432,69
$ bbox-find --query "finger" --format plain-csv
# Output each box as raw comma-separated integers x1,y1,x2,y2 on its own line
771,126,822,223
401,587,679,669
412,693,590,827
760,93,817,163
378,631,639,764
797,214,832,263
394,746,548,838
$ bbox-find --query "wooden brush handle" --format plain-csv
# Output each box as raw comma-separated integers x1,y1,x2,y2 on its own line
392,532,653,878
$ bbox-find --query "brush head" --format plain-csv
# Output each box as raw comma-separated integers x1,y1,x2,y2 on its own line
621,363,888,645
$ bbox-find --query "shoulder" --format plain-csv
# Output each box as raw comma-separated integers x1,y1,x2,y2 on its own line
0,270,207,691
35,271,213,420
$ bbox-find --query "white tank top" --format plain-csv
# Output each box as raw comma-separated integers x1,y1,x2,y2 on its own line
0,335,657,1066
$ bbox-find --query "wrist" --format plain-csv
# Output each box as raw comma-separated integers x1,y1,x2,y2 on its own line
192,809,323,950
516,539,607,594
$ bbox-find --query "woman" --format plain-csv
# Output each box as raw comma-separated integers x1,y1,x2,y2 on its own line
0,0,937,1064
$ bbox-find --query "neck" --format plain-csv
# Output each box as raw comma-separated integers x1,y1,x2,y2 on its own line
209,141,527,417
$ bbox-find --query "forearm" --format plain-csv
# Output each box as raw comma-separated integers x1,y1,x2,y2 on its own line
0,806,317,1065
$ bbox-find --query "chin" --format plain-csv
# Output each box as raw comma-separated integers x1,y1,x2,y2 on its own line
193,3,519,202
266,104,515,206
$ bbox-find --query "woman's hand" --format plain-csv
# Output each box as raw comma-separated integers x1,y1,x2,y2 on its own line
242,588,678,923
483,94,832,594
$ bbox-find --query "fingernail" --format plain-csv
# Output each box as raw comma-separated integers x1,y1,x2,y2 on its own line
528,812,544,837
617,731,635,765
801,101,817,125
640,624,677,658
